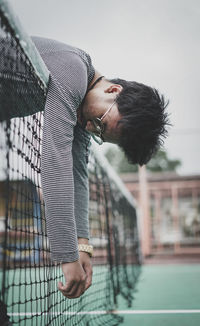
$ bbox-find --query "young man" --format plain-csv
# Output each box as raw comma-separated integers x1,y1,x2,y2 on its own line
31,37,169,299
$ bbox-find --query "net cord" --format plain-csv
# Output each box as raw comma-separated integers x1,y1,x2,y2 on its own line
0,0,49,89
91,143,138,209
92,143,143,264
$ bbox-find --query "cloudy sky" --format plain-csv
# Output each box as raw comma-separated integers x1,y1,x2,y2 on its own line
10,0,200,175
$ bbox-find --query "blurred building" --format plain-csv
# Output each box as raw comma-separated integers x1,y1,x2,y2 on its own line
121,171,200,257
0,180,44,266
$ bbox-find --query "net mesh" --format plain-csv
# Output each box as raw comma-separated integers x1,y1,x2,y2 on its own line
0,2,141,325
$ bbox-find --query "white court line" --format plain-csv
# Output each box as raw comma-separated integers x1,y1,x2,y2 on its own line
8,310,200,316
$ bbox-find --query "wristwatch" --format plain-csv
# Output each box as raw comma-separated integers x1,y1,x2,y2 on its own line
78,244,93,257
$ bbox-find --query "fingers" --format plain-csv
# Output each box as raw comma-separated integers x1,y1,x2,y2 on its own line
57,280,75,294
57,275,86,299
58,259,93,299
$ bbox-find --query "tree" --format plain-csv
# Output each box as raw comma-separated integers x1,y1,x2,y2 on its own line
104,146,138,173
104,146,181,173
146,150,181,172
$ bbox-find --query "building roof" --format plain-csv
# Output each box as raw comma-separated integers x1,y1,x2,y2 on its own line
120,172,200,183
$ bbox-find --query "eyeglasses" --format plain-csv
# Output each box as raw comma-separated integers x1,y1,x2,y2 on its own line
90,100,116,145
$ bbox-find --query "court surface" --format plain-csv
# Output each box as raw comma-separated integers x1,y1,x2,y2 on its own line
1,263,200,325
117,264,200,326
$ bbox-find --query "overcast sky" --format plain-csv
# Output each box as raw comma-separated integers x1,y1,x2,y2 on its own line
10,0,200,175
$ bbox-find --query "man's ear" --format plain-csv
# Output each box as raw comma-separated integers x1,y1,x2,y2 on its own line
105,84,123,94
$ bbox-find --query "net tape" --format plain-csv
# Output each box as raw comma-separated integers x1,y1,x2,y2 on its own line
0,1,141,325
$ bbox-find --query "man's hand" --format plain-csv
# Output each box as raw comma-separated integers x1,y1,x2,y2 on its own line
58,261,86,299
57,238,93,298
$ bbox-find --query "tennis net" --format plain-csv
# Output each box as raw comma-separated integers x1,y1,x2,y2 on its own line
0,1,141,325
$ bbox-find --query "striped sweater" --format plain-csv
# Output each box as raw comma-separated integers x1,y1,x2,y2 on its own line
32,37,95,263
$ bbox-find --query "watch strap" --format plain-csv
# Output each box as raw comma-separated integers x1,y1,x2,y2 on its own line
78,244,93,257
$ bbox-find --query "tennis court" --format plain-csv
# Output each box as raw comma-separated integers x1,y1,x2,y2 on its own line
117,263,200,326
1,263,199,325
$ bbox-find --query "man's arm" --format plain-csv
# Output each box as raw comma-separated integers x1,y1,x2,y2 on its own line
42,75,79,261
72,125,93,294
42,75,88,298
57,127,93,298
34,38,95,297
72,125,90,239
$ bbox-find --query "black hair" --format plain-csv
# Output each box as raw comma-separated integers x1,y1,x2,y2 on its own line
109,78,170,166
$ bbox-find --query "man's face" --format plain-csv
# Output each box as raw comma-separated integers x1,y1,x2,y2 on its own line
84,101,122,144
80,85,123,144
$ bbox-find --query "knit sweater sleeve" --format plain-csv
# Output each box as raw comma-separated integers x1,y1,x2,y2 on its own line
72,125,91,240
41,49,91,263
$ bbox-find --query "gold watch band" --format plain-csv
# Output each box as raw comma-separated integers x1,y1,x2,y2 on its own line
78,244,93,257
